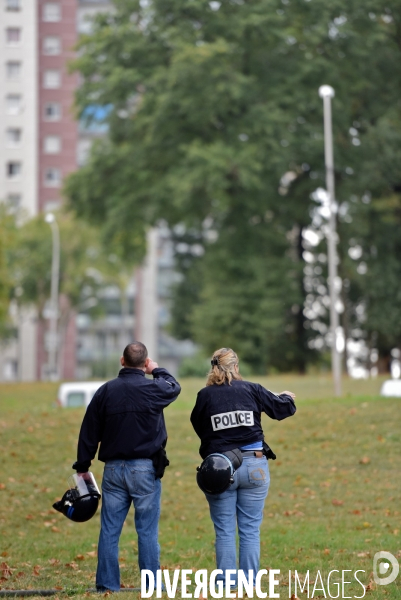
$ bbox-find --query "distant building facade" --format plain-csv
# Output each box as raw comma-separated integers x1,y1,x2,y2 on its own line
0,0,119,382
0,0,194,381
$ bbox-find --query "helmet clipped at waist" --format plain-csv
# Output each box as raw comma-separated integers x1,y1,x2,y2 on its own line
196,449,243,495
53,472,101,523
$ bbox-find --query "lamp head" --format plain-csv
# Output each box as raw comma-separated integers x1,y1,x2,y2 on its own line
319,85,335,99
45,212,55,224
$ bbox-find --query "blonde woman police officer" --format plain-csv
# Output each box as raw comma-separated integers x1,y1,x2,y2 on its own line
190,347,296,590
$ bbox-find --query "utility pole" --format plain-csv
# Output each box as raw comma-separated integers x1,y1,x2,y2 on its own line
318,85,342,397
45,212,60,381
134,228,158,360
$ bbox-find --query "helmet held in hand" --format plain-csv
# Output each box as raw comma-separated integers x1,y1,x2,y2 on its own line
53,472,101,523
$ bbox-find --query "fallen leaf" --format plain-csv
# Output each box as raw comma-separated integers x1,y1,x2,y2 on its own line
75,555,85,561
0,484,6,490
332,499,344,506
86,551,97,557
32,565,41,576
323,548,330,555
1,563,12,578
25,514,33,520
51,526,60,533
359,457,370,465
0,553,8,558
48,559,60,566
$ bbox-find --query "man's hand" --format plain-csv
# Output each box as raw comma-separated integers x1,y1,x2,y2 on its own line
279,390,296,400
145,359,159,374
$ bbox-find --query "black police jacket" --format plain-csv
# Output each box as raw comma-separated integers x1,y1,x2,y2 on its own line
190,380,296,458
73,367,181,472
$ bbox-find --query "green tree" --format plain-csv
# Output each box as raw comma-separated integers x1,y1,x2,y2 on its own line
66,0,401,371
4,211,132,360
0,207,17,331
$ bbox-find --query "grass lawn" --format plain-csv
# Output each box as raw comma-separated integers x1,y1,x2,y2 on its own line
0,374,400,599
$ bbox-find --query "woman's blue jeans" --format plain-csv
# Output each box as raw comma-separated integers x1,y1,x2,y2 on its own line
96,459,161,591
205,456,270,588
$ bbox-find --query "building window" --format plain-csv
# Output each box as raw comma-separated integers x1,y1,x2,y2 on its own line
44,136,61,154
6,94,22,115
77,12,94,35
6,61,21,80
6,128,22,146
5,0,21,11
43,70,61,89
43,102,61,121
6,161,22,179
77,138,92,166
43,200,61,213
7,193,21,210
44,167,61,187
42,3,60,22
6,28,21,45
43,36,61,55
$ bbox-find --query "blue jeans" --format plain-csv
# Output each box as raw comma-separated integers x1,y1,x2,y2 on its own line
96,459,161,591
205,456,270,587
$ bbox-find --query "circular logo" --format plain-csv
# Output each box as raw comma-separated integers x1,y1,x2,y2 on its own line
373,552,399,586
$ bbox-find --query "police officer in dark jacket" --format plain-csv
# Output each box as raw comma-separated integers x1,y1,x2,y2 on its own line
190,347,295,590
73,341,181,592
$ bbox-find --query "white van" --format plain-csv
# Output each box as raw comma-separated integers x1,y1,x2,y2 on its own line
57,381,106,408
380,379,401,398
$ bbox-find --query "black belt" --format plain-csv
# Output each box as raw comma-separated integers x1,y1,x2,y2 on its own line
241,450,263,457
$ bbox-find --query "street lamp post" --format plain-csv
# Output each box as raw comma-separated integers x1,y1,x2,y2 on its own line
318,85,342,397
45,212,60,381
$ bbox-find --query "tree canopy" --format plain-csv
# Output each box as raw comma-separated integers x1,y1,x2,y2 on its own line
0,209,129,331
65,0,401,372
0,207,17,332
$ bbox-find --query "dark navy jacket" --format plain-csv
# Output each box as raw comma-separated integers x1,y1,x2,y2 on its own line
74,367,181,472
190,380,296,458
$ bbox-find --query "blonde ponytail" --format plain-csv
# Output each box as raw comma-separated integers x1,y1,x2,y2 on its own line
206,348,243,386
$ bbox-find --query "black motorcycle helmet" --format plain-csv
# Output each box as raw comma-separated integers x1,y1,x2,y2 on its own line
53,472,101,523
196,453,235,495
